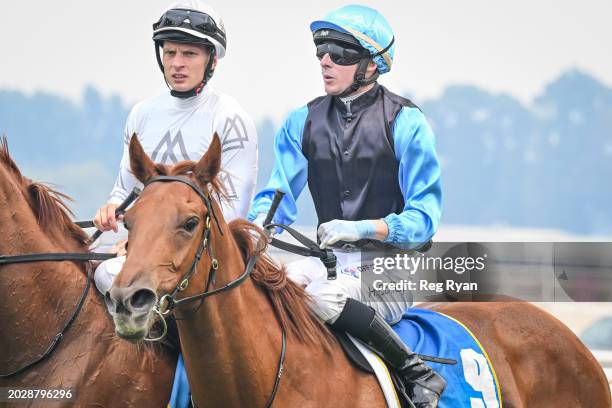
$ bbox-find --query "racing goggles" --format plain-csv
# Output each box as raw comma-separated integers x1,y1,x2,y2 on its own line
153,9,224,39
316,42,370,66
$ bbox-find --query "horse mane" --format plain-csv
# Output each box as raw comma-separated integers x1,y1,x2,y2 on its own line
160,160,335,351
0,137,89,249
229,219,336,352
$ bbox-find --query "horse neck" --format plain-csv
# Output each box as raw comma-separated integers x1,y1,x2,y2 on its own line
177,223,291,407
0,176,92,369
172,220,387,407
0,170,178,405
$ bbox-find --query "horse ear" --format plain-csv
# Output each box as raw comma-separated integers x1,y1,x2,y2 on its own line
129,134,157,183
194,133,222,184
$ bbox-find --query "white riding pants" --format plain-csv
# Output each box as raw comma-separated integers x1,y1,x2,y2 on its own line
285,249,412,325
95,250,413,324
94,255,126,294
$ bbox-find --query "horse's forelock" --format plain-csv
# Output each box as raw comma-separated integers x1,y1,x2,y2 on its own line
165,160,229,203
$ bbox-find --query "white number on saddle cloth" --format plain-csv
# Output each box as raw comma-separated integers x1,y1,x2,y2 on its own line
460,348,499,408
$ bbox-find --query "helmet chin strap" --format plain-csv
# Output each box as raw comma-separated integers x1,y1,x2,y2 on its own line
336,36,395,98
337,58,379,98
155,44,217,99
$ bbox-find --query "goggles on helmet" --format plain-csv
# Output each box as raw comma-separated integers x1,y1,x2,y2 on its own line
316,42,369,66
153,9,226,42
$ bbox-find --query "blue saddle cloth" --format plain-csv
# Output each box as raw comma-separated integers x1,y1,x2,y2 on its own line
394,308,502,407
169,354,190,408
170,308,502,408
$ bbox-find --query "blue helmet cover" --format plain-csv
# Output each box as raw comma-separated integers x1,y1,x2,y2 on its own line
310,4,395,74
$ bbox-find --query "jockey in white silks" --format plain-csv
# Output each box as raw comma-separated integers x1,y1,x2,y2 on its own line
247,5,446,408
92,1,257,295
93,3,258,407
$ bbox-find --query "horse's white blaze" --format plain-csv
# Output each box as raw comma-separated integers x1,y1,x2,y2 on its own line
460,348,499,408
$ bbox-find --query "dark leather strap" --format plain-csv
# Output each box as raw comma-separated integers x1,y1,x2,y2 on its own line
0,252,116,265
145,176,223,236
0,263,93,378
0,188,137,377
267,223,338,280
75,220,95,228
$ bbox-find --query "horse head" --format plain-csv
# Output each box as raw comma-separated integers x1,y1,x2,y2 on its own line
105,133,225,342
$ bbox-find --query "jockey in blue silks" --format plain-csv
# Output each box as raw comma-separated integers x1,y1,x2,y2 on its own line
248,5,446,407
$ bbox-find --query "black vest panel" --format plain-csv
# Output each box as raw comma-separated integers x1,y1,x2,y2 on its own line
302,84,417,227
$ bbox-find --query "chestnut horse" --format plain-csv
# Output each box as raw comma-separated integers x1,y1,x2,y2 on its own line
0,138,177,407
107,134,611,408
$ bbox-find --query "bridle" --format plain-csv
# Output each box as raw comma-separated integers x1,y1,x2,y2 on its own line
0,174,286,407
140,175,286,408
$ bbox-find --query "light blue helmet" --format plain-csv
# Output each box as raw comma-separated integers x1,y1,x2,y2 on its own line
310,4,395,74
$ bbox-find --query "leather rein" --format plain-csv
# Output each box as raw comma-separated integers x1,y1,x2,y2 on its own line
0,189,142,378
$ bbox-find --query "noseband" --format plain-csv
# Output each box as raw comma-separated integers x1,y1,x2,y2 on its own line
140,175,286,408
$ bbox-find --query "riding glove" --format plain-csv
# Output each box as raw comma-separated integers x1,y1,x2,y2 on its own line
318,219,376,249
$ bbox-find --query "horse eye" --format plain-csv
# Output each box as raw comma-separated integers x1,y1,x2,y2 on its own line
181,217,200,233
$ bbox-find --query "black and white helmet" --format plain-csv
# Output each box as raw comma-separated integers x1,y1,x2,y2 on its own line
153,0,226,58
152,1,226,97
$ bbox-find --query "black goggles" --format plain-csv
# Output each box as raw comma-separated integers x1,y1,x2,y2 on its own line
316,42,369,66
153,9,224,40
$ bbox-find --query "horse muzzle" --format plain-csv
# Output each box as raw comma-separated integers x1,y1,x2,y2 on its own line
105,286,158,342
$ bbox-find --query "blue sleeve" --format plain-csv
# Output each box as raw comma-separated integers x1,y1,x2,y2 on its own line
247,106,309,225
383,107,442,246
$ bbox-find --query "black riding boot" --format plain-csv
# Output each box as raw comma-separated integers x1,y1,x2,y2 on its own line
332,298,446,408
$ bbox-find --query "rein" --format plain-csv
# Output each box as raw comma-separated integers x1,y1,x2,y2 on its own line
0,252,116,265
0,262,94,378
143,175,286,408
0,190,140,378
268,223,338,280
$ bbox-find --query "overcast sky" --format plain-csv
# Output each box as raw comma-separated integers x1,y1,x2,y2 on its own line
2,0,611,123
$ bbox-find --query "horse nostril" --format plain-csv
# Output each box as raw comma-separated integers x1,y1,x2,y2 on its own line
130,289,156,310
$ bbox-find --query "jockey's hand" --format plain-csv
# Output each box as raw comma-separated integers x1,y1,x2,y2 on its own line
318,220,376,249
94,203,120,233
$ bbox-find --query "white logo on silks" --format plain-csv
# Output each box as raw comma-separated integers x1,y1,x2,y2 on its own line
218,171,238,200
221,115,249,153
151,130,191,163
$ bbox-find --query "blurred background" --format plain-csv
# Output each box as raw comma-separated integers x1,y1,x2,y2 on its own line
1,0,611,234
1,0,611,384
